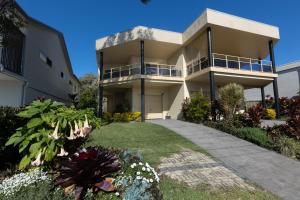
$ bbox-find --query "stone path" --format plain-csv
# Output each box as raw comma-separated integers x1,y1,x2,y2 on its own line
261,119,286,128
150,119,300,200
158,148,253,190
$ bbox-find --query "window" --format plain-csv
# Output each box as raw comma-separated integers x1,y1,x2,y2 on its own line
40,52,52,67
69,80,72,85
60,72,64,78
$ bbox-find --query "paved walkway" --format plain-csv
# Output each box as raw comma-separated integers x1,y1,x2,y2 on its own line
149,119,300,200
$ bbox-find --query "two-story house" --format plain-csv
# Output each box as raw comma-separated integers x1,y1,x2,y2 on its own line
0,3,80,107
96,9,280,121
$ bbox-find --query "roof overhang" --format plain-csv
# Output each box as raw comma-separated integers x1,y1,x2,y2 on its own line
183,9,280,59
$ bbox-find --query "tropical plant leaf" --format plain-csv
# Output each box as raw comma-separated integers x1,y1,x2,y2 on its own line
19,139,30,152
17,108,41,118
19,155,30,170
27,118,43,129
5,132,24,146
94,178,115,192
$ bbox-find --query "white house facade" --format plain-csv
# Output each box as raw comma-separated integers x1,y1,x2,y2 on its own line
95,9,281,120
0,3,80,107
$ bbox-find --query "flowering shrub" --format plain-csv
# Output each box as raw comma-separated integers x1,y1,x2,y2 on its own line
104,112,141,122
5,99,100,170
0,168,50,197
265,109,276,120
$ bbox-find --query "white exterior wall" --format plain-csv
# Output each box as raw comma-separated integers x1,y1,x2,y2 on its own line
0,80,23,107
22,22,77,104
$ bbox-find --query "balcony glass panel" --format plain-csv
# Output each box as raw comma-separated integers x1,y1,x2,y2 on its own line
130,67,140,75
263,65,272,72
240,62,251,71
103,70,111,79
214,58,226,68
200,58,208,69
112,69,120,78
228,60,239,69
251,62,261,71
159,67,170,76
145,64,158,75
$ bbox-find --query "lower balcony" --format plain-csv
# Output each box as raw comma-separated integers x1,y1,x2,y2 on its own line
187,53,273,76
102,62,182,84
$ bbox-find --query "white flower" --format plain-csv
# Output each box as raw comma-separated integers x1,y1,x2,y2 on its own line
136,171,141,175
136,176,142,180
147,168,151,172
139,162,143,166
82,114,92,136
149,179,153,183
48,121,60,140
31,152,43,166
57,148,68,157
74,152,79,157
115,192,120,196
67,123,76,140
131,165,135,169
142,167,146,171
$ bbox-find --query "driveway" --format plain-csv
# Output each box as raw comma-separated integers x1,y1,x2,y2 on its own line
149,119,300,200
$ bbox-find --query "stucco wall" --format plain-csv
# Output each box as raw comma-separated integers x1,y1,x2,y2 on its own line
0,80,23,107
244,67,300,101
22,22,75,104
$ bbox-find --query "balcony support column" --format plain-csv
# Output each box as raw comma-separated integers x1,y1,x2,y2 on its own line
207,27,216,120
209,71,216,121
261,87,266,108
98,51,104,118
140,40,145,122
269,40,280,119
207,27,213,67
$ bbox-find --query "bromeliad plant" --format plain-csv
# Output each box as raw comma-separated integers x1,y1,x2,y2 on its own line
55,147,121,200
5,99,101,170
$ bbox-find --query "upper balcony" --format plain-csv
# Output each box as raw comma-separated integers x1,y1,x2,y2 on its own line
187,53,273,76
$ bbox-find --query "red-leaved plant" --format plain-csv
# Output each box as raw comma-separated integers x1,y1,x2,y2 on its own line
246,104,264,127
55,147,121,200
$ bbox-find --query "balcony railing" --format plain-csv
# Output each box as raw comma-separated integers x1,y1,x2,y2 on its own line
187,53,273,76
103,63,182,80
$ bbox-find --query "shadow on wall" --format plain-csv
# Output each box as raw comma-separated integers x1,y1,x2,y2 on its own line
102,27,154,49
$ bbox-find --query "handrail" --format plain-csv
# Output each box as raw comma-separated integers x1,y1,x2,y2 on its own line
102,62,182,80
187,53,273,76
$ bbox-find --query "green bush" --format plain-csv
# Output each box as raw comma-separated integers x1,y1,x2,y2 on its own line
181,92,209,123
238,127,274,149
5,99,100,170
274,136,300,158
104,112,141,123
204,121,274,149
0,107,25,169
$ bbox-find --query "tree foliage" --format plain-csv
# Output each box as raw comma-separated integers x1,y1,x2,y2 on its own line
0,0,25,47
77,74,98,111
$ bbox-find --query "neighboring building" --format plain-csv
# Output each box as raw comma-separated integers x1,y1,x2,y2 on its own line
0,3,80,107
245,61,300,102
96,8,280,120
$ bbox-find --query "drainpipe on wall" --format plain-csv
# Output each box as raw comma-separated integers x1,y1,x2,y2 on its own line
21,80,28,106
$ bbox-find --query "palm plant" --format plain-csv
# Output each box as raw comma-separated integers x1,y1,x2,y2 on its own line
218,83,244,120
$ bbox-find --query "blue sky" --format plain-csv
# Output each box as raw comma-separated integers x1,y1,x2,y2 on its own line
18,0,300,78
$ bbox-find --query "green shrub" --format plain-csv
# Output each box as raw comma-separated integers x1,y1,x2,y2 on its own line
181,92,209,123
238,127,274,149
113,113,122,122
204,122,274,149
274,136,300,158
5,99,100,170
0,107,25,169
218,83,244,120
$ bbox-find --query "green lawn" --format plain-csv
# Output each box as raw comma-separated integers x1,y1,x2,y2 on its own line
86,122,279,200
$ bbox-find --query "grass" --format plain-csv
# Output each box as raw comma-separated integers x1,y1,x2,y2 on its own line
86,122,279,200
238,127,274,149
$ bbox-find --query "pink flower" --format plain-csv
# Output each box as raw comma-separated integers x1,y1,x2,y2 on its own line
31,152,43,166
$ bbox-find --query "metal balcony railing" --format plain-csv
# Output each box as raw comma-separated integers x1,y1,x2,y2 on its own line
103,63,182,80
187,53,273,76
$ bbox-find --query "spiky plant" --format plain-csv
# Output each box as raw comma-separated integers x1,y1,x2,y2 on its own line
55,147,121,200
219,83,244,120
